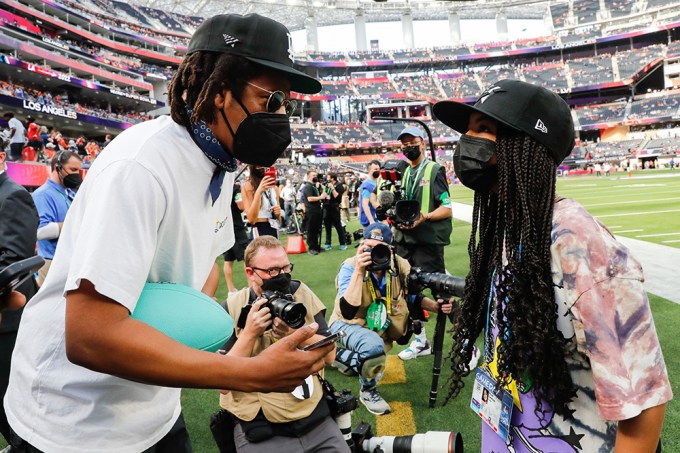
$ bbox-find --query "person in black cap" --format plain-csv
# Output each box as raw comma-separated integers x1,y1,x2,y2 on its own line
433,80,671,452
4,14,330,453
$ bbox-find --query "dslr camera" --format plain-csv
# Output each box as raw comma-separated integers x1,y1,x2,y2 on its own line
407,267,465,299
375,160,420,227
237,291,307,330
363,244,391,272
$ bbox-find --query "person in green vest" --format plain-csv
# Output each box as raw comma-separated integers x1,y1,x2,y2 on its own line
392,126,456,362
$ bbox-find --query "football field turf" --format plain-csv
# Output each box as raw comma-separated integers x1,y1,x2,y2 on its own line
182,168,679,452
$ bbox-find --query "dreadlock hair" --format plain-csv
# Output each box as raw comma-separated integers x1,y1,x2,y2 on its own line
446,131,575,418
168,52,261,128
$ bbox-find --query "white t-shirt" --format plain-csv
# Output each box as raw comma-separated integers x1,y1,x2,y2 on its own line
8,117,25,144
5,116,235,453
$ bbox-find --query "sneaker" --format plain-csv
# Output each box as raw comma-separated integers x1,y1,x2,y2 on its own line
398,338,431,361
360,387,391,415
339,244,347,251
308,250,319,256
323,244,332,250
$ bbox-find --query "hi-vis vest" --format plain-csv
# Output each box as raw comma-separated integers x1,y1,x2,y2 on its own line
394,160,452,246
219,285,325,423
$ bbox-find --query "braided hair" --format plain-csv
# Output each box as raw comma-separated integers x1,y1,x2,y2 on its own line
168,52,260,128
446,131,574,418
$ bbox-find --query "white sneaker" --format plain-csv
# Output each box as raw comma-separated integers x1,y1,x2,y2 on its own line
360,387,391,415
398,338,431,361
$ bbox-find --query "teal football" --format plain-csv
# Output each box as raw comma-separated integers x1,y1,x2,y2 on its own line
132,283,233,352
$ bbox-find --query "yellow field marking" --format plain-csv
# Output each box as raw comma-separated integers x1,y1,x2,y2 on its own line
380,355,406,385
376,401,416,436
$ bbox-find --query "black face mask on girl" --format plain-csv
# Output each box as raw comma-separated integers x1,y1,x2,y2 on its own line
252,168,266,179
221,99,291,167
453,135,498,193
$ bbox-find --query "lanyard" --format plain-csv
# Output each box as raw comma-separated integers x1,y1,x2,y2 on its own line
404,160,427,200
367,273,392,314
52,184,72,207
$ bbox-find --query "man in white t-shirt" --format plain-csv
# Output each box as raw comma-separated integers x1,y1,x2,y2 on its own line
3,113,25,162
4,14,327,453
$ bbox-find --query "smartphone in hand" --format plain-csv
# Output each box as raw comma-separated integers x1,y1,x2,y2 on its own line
301,331,345,351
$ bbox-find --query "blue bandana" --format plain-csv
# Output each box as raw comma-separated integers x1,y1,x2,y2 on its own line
186,108,238,204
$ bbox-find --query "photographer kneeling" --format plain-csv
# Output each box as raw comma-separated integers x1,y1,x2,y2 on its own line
218,236,349,453
329,223,452,415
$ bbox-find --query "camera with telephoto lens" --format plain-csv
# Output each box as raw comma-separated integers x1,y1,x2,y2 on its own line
350,421,463,453
375,160,420,227
407,267,465,299
237,291,307,330
363,244,391,272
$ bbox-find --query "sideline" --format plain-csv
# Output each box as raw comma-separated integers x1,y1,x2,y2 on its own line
451,202,680,305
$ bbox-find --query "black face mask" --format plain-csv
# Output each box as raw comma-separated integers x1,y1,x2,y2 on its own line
261,272,292,294
252,168,266,179
311,177,318,184
404,145,421,161
221,99,291,167
454,135,498,193
371,171,380,179
62,172,83,190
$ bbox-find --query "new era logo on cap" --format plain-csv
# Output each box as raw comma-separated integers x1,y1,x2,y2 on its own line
535,119,548,134
222,34,239,47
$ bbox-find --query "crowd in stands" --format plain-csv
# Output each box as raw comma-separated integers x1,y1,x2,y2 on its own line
576,102,627,125
0,81,151,125
617,45,666,79
629,92,680,121
440,75,481,98
569,55,615,87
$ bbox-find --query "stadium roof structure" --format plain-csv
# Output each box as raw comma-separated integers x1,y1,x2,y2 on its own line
127,0,548,31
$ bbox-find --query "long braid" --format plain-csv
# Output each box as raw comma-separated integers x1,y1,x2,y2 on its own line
447,133,574,417
168,52,260,128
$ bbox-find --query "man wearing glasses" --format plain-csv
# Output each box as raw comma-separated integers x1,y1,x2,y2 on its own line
5,13,331,453
217,236,348,453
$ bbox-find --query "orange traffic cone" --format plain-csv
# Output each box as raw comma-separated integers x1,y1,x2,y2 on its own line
286,235,307,254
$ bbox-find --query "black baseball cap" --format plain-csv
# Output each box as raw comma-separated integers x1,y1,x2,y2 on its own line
433,79,575,164
187,14,321,95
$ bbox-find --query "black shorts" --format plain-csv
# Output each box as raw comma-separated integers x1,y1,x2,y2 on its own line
223,236,250,262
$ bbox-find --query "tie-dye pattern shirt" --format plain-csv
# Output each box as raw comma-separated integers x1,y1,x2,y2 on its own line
482,198,672,453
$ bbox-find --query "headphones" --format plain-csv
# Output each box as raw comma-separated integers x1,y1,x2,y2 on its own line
55,151,69,172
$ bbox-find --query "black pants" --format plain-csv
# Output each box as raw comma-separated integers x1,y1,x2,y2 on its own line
304,209,322,252
395,242,446,273
323,205,346,246
8,411,192,453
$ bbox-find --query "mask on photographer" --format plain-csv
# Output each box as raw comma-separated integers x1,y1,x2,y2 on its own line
221,99,291,167
371,171,380,179
252,167,266,179
454,135,498,193
261,272,292,294
404,145,421,161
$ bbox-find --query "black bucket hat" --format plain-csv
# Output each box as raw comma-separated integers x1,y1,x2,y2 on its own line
433,79,575,164
187,13,321,95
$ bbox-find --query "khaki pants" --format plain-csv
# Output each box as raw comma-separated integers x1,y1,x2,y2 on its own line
37,259,52,287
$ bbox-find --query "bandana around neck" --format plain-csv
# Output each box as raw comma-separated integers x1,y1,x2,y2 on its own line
186,107,238,204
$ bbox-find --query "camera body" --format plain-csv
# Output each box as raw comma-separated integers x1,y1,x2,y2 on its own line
375,160,420,227
407,267,465,299
237,291,307,330
363,244,391,272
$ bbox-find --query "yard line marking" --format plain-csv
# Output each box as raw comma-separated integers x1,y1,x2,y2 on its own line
613,229,644,233
381,355,407,385
583,197,680,207
596,209,680,218
636,232,680,238
662,239,680,243
376,401,416,436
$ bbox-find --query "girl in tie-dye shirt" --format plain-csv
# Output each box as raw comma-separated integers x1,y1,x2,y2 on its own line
433,79,672,452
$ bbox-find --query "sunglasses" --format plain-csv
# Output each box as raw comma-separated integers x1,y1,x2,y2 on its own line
246,81,297,118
